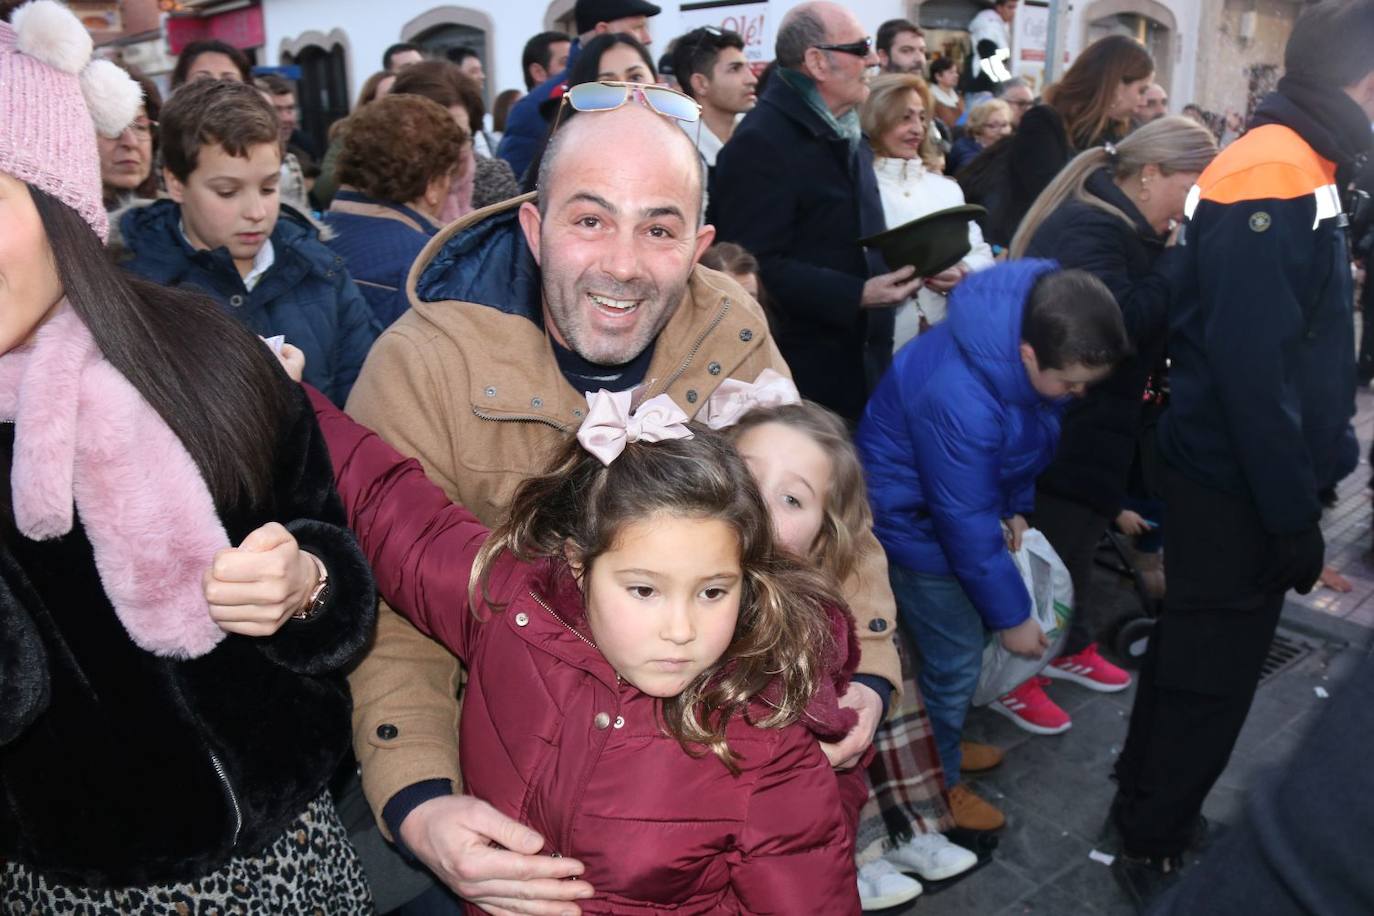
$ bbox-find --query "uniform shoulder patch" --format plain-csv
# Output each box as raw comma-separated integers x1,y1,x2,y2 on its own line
1249,211,1272,233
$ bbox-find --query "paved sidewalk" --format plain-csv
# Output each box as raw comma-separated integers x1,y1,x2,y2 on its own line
887,630,1365,915
877,389,1374,914
1285,387,1374,628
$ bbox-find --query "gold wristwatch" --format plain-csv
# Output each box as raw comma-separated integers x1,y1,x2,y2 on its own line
293,551,330,621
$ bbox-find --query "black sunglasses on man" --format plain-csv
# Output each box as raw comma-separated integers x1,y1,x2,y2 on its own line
813,36,873,56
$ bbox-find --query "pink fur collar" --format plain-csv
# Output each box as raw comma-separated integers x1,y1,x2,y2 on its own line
0,303,228,657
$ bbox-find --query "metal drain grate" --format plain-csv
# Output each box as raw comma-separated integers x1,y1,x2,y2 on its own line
1258,632,1312,683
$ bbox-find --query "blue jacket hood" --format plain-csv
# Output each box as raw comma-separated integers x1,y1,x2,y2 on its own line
947,258,1059,408
411,195,544,326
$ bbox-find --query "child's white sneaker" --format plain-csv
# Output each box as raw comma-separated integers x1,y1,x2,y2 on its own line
883,832,979,882
857,858,923,910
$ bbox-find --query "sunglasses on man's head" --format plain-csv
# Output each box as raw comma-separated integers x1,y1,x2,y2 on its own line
561,80,701,123
547,81,704,166
684,24,729,53
813,36,873,57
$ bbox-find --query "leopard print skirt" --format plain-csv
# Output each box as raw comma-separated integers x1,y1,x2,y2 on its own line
2,790,374,915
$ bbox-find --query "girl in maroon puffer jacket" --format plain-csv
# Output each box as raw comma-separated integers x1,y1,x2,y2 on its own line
314,387,862,913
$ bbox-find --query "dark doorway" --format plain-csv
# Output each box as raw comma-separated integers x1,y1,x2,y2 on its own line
415,23,488,101
292,43,349,157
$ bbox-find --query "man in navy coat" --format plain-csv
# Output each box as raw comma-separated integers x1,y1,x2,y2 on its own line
713,0,921,420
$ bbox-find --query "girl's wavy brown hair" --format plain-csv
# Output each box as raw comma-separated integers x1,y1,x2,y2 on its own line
470,425,842,772
728,402,874,584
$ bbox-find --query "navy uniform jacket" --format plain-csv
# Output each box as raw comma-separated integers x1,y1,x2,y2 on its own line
1161,110,1357,535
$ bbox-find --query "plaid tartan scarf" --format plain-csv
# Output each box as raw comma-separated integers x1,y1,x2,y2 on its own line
856,634,955,860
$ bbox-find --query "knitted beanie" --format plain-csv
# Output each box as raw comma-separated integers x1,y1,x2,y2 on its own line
0,1,142,241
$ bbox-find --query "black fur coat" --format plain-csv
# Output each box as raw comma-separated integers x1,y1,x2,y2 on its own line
0,384,376,888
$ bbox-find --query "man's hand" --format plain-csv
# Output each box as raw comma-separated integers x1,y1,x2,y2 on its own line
819,682,883,769
205,523,319,637
923,264,966,294
399,795,594,916
1003,514,1029,552
999,617,1048,659
861,266,923,308
1320,565,1353,593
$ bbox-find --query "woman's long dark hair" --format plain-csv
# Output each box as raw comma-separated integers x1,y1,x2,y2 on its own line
31,186,291,509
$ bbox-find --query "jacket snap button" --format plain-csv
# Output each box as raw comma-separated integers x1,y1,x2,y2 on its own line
376,724,399,740
485,386,497,397
613,716,625,729
531,396,543,408
868,618,888,633
594,712,611,729
708,362,721,375
739,328,753,342
514,612,530,626
685,389,698,404
229,294,244,307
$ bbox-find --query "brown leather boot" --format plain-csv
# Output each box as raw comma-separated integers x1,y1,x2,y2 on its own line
960,741,1005,773
949,783,1006,831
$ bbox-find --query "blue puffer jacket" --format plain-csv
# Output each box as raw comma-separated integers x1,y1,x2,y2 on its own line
115,199,380,406
857,260,1063,630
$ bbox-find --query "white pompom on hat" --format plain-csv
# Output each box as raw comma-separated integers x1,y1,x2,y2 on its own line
1,0,143,241
81,58,145,136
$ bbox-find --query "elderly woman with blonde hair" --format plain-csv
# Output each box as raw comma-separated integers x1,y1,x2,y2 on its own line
862,73,995,351
947,97,1013,174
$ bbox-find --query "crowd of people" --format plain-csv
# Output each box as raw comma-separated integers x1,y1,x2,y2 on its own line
1,0,1372,913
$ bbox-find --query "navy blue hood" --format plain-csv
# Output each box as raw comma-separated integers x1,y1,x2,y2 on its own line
411,196,543,325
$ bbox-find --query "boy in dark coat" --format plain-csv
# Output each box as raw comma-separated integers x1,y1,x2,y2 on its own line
115,78,379,406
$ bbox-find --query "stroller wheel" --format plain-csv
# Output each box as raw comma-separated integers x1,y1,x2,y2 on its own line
1112,617,1156,669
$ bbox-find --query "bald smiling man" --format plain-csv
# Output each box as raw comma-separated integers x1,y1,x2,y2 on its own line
338,99,902,914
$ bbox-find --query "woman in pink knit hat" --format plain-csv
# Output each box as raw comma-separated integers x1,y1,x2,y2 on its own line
0,2,378,911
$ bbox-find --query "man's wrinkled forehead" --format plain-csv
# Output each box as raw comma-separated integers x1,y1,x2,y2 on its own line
545,105,704,221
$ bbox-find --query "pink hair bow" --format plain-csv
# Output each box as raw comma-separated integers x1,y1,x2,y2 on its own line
577,389,694,466
696,369,802,430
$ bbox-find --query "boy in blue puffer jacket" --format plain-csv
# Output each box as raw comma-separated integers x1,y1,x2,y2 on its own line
114,78,379,407
857,261,1128,827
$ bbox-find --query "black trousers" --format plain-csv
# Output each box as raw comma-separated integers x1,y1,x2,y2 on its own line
1113,463,1286,858
1032,488,1112,656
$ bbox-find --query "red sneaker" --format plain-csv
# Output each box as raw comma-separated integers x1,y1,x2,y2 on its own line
990,677,1071,735
1044,643,1133,693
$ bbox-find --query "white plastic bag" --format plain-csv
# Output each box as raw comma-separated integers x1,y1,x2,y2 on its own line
972,528,1074,706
